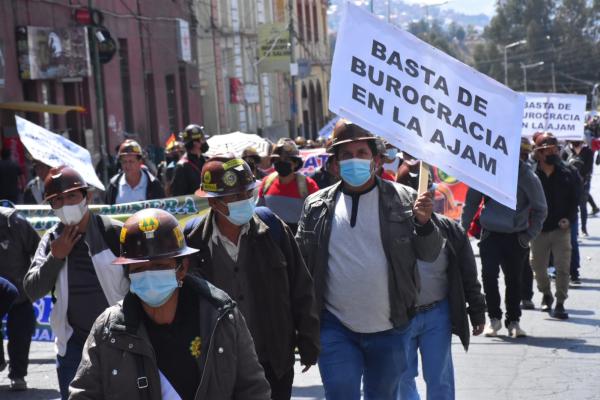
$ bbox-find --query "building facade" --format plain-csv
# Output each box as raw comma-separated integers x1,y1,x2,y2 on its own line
0,0,202,165
194,0,330,141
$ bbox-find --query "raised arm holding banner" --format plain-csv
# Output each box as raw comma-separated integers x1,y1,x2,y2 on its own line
329,4,525,209
15,116,105,191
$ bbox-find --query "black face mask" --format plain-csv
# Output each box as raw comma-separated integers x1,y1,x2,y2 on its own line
201,142,209,153
274,161,293,177
545,154,560,165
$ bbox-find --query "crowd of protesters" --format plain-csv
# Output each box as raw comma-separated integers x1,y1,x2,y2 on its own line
0,114,598,400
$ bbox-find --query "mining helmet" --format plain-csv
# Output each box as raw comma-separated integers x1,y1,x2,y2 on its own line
295,136,307,148
241,146,261,163
271,138,302,163
180,124,205,143
533,132,558,151
520,137,532,153
117,139,143,158
44,166,89,203
165,140,185,156
326,119,377,153
195,156,259,198
113,208,198,265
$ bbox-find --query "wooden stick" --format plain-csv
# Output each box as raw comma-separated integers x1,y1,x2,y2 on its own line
417,161,430,195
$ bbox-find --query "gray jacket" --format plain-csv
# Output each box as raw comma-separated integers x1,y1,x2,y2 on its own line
295,178,443,329
69,276,271,400
0,207,40,304
461,160,548,244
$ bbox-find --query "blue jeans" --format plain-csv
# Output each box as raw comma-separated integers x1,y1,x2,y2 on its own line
57,336,85,400
318,309,410,400
398,299,454,400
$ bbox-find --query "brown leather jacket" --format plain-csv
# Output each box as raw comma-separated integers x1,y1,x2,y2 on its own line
69,276,270,400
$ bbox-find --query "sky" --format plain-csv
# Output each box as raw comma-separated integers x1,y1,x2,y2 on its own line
402,0,497,16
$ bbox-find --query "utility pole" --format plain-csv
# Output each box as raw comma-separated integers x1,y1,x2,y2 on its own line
504,39,526,87
88,0,108,185
288,0,296,138
521,61,544,92
551,62,556,92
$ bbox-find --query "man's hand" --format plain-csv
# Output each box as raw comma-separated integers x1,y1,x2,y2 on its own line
413,191,434,225
472,323,485,336
50,225,82,260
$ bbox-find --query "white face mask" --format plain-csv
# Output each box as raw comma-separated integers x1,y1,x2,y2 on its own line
55,198,88,226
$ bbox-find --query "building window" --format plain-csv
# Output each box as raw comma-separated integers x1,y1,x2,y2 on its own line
304,1,311,42
179,65,189,126
165,74,179,133
118,39,134,132
313,3,318,42
296,0,304,40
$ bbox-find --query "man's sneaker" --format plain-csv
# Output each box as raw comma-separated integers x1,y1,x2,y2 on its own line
552,303,569,320
592,207,599,216
9,378,27,391
521,299,535,310
484,318,502,337
571,277,582,285
507,321,527,338
541,293,554,312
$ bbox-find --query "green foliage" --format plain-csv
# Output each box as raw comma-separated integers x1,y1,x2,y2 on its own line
472,0,600,96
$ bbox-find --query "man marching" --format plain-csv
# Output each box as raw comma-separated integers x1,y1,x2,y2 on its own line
296,119,442,400
185,156,319,400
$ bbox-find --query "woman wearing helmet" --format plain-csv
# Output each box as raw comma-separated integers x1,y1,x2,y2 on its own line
69,208,270,400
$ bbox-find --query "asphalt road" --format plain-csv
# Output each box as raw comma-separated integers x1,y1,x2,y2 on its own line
3,172,600,400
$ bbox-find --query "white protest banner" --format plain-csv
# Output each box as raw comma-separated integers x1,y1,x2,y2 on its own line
522,92,586,140
15,116,105,191
329,4,524,209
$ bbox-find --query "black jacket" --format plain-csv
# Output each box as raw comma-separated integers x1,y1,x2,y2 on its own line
185,211,320,378
0,207,40,304
171,153,206,196
535,163,580,231
69,275,271,400
105,169,165,204
432,214,486,351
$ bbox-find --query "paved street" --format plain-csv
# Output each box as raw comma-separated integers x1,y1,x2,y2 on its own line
3,174,600,399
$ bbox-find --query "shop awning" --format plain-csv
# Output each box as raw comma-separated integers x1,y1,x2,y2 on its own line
0,101,85,115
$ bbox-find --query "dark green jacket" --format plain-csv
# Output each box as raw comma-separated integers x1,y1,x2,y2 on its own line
185,211,320,378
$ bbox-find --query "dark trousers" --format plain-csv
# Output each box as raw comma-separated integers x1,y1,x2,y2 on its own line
57,336,85,400
261,362,294,400
570,216,581,279
0,301,36,379
479,231,528,323
0,277,18,365
521,249,534,302
581,181,591,233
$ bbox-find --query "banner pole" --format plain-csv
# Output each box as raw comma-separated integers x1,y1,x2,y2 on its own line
418,161,429,195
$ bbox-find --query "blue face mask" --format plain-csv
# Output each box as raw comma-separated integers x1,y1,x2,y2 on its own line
223,197,255,226
339,158,373,187
386,148,398,160
129,269,179,308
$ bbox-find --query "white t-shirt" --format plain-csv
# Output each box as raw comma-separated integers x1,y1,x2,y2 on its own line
325,186,393,333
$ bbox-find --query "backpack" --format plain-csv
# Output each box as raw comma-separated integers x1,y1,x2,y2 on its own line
262,172,308,200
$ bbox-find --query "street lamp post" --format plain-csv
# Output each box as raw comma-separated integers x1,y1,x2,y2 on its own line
521,61,545,92
504,39,527,86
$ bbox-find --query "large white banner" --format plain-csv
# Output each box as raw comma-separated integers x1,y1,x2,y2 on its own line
522,92,586,140
329,4,525,209
15,116,105,191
